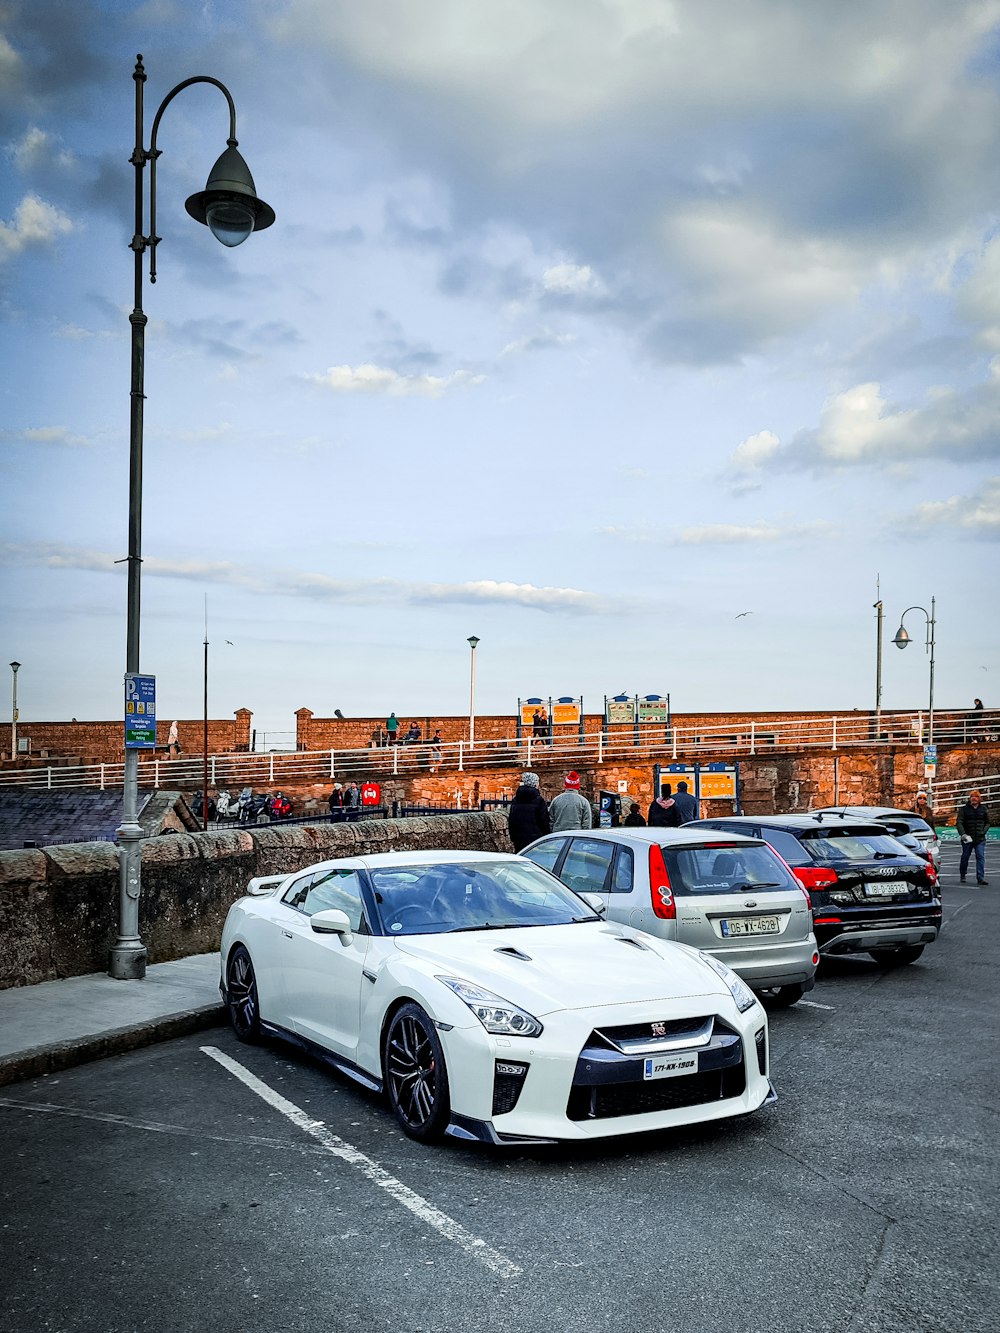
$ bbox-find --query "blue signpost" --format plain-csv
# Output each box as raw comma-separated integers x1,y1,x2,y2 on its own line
124,673,156,749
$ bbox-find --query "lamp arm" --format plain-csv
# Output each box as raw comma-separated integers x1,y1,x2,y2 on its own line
134,56,240,284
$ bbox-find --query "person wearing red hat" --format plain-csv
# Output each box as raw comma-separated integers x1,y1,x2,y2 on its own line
549,771,593,832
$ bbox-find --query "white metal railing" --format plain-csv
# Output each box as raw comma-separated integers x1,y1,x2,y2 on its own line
0,707,994,793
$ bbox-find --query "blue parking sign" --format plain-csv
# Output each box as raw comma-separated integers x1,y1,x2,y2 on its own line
124,673,156,749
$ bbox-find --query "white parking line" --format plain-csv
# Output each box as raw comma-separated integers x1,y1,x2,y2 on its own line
796,1000,835,1010
201,1045,521,1279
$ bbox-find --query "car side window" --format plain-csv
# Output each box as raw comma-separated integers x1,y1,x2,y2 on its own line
285,869,367,930
761,829,811,868
559,838,616,894
521,839,567,873
611,846,634,894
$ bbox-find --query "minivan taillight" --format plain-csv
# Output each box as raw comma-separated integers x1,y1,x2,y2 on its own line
649,844,676,919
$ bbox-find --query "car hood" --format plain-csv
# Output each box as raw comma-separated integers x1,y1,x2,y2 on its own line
391,922,726,1016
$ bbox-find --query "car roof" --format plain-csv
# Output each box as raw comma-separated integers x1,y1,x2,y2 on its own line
288,850,525,873
528,827,766,847
815,805,924,821
691,813,894,833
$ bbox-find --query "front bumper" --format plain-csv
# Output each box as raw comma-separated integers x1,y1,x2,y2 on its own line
440,996,773,1143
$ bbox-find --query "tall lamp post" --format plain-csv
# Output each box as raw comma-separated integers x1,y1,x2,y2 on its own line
112,55,274,980
9,661,20,762
893,597,936,797
467,636,480,750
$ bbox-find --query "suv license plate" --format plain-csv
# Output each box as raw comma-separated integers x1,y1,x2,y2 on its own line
721,916,779,936
644,1053,699,1081
864,881,908,896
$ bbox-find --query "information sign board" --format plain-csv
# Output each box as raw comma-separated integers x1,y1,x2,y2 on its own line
638,698,669,723
124,673,156,749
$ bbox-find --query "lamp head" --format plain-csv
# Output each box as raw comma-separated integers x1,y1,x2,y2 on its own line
893,626,910,650
9,661,20,673
467,636,480,649
185,144,275,247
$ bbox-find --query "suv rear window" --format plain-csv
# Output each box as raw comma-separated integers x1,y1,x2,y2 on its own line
799,830,914,862
662,843,799,896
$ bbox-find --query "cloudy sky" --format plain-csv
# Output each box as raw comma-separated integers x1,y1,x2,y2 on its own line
2,0,999,741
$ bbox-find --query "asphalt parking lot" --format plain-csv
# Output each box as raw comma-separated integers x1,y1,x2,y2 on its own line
1,847,996,1333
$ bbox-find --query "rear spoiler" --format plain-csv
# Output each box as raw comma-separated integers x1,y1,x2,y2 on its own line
247,874,288,898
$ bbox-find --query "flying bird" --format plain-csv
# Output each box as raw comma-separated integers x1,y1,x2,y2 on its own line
225,640,234,645
734,611,753,619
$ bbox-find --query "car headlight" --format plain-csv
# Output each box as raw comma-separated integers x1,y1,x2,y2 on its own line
436,976,543,1037
699,952,758,1013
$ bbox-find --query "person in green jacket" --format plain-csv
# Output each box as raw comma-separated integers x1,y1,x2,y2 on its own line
957,790,990,885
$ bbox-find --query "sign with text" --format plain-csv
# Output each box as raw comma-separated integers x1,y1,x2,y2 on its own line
638,698,669,723
551,699,581,727
699,765,738,800
124,673,156,749
606,697,636,724
519,699,548,729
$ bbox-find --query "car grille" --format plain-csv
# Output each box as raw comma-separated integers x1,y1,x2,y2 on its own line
492,1061,529,1116
567,1064,746,1121
591,1015,714,1053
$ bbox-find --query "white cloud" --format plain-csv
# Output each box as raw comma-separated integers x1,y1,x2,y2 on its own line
307,363,485,397
909,477,1000,538
0,543,605,612
541,263,600,296
675,522,832,545
0,194,73,262
501,328,576,356
1,426,87,447
10,127,74,173
731,429,780,470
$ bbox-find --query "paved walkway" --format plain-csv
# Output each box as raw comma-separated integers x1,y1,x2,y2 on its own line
0,952,224,1087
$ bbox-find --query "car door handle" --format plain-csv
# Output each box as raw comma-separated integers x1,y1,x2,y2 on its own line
281,930,293,939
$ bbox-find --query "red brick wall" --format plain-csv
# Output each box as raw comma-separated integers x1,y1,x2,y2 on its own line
0,709,252,766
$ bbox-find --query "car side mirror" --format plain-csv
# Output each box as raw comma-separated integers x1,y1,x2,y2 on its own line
579,892,607,916
310,908,354,944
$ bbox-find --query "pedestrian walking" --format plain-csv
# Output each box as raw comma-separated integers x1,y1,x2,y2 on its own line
344,782,361,818
386,712,400,745
648,783,678,827
957,790,990,885
972,697,986,743
507,771,550,851
549,771,593,832
670,780,699,824
167,720,181,758
328,783,345,822
531,708,549,745
623,802,646,827
912,790,934,828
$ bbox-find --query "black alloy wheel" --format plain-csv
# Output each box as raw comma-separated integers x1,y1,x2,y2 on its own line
759,982,808,1008
227,944,261,1043
384,1003,451,1142
869,945,925,966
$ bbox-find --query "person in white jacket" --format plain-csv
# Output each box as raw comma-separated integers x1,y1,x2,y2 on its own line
549,771,593,832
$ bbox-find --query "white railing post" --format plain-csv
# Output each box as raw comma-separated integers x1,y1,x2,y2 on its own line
269,753,275,783
154,760,160,786
831,717,837,750
598,729,603,764
458,741,464,772
211,756,216,784
393,745,399,775
330,749,336,779
672,726,678,760
527,736,532,766
100,763,105,791
47,766,53,789
917,711,924,746
750,721,756,755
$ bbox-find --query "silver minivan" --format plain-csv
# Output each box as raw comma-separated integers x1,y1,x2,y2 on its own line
521,827,819,1006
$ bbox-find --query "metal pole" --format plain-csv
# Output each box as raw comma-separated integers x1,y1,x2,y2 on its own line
927,596,936,808
874,595,883,738
202,629,209,831
111,56,150,980
467,636,479,750
9,662,19,762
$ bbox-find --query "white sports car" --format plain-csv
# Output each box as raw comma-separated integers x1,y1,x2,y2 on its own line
220,850,776,1146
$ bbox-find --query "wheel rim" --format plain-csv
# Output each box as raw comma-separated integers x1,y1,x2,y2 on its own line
386,1014,438,1129
228,949,257,1037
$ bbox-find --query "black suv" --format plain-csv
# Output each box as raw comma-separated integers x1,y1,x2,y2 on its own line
687,813,941,966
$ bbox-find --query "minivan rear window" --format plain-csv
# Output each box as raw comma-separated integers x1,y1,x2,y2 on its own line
663,843,799,896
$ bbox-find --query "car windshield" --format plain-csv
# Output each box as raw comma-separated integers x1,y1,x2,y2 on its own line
663,843,799,895
369,860,600,936
801,830,915,862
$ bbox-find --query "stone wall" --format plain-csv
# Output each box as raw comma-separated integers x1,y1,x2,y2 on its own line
0,812,510,990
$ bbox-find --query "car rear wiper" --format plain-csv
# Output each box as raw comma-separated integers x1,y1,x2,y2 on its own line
730,881,783,889
872,851,902,859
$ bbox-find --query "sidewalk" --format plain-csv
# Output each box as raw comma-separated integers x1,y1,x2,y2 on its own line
0,953,224,1087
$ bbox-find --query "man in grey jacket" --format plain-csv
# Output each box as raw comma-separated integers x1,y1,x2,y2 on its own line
549,771,593,832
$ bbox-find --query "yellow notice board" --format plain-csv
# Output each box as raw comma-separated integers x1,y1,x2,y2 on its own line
551,701,581,726
520,703,547,728
700,770,737,800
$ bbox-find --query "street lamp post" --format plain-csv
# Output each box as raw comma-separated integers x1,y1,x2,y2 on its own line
112,55,274,980
893,596,936,795
467,636,480,750
9,662,20,762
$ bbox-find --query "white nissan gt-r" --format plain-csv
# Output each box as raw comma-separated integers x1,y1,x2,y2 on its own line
220,850,776,1146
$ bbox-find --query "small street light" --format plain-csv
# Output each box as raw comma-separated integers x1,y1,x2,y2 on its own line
9,661,20,762
467,637,480,750
894,597,937,796
112,56,274,981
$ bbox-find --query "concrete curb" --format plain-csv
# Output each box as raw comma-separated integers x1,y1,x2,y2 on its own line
0,1003,226,1088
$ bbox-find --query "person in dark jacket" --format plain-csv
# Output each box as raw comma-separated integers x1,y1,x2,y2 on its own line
508,771,550,851
648,783,678,827
957,790,990,884
670,780,699,824
623,802,646,827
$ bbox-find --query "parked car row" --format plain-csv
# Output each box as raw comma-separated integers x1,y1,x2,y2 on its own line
217,804,940,1150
